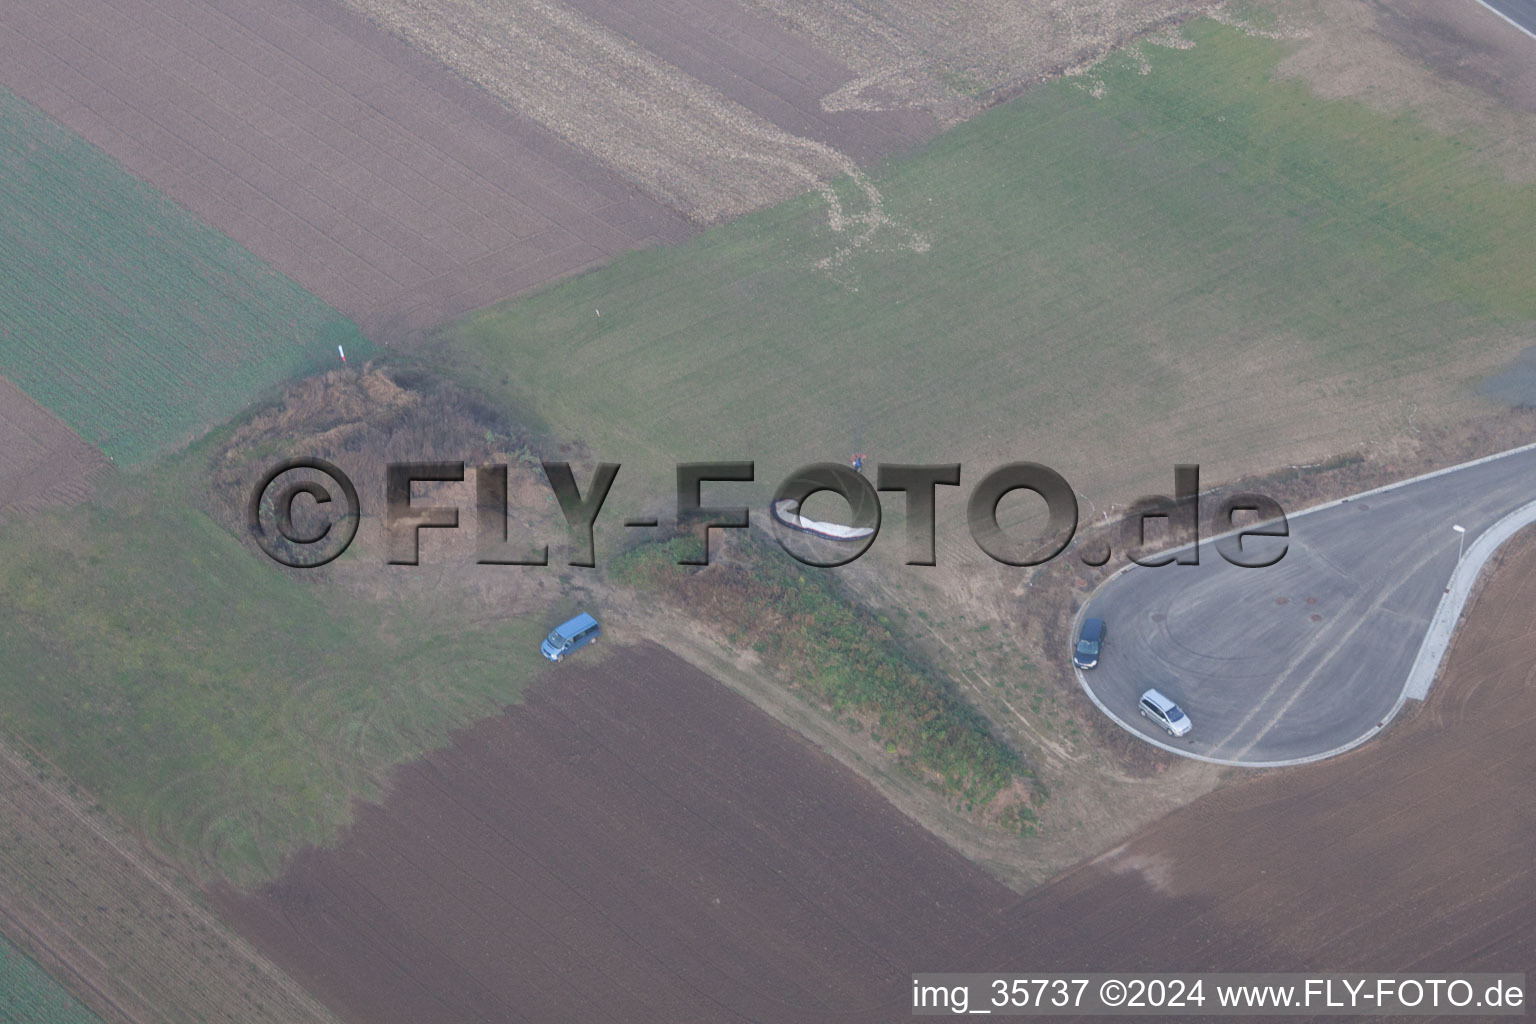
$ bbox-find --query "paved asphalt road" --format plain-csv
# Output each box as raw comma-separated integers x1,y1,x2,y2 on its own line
1075,0,1536,765
1076,445,1536,765
1478,0,1536,38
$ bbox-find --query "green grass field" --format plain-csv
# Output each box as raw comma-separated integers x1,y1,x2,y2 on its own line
448,19,1536,514
0,935,102,1024
0,87,372,466
0,443,551,884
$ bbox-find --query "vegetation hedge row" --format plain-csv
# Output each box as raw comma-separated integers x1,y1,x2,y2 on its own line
612,535,1025,808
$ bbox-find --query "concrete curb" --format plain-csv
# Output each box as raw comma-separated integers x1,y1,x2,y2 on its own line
1070,442,1536,769
1401,498,1536,700
1474,0,1536,41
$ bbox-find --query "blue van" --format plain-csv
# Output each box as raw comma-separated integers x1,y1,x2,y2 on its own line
541,612,601,662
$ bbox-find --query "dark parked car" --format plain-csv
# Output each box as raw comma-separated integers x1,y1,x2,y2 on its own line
1073,617,1106,670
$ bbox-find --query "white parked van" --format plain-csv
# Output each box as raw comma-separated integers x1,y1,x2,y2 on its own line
1139,688,1192,737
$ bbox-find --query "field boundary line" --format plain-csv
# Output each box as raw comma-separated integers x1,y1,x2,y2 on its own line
0,735,339,1022
1,22,399,292
0,900,145,1024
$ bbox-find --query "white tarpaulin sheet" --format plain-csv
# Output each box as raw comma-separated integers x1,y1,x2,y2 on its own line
771,499,874,541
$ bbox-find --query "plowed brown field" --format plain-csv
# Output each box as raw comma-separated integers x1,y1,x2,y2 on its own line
0,0,960,336
216,644,1017,1022
558,0,936,166
0,0,691,335
220,525,1536,1021
0,377,109,522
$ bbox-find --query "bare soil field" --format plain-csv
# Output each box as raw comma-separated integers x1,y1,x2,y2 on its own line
217,524,1536,1021
553,0,939,166
0,0,690,335
332,0,911,224
1362,0,1536,114
216,643,1018,1023
0,377,109,522
731,0,1222,118
329,0,1219,226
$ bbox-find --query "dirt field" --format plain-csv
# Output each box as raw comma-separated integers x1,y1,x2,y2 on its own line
731,0,1221,117
557,0,937,166
0,0,1005,335
216,643,1018,1022
330,0,918,224
0,377,109,522
330,0,1219,226
0,0,691,335
218,523,1536,1020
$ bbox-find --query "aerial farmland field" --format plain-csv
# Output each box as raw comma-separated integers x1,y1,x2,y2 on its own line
218,645,1022,1023
0,85,370,465
0,0,693,334
0,0,1532,1020
217,529,1536,1019
0,449,556,885
0,934,102,1024
0,725,341,1023
448,18,1536,542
